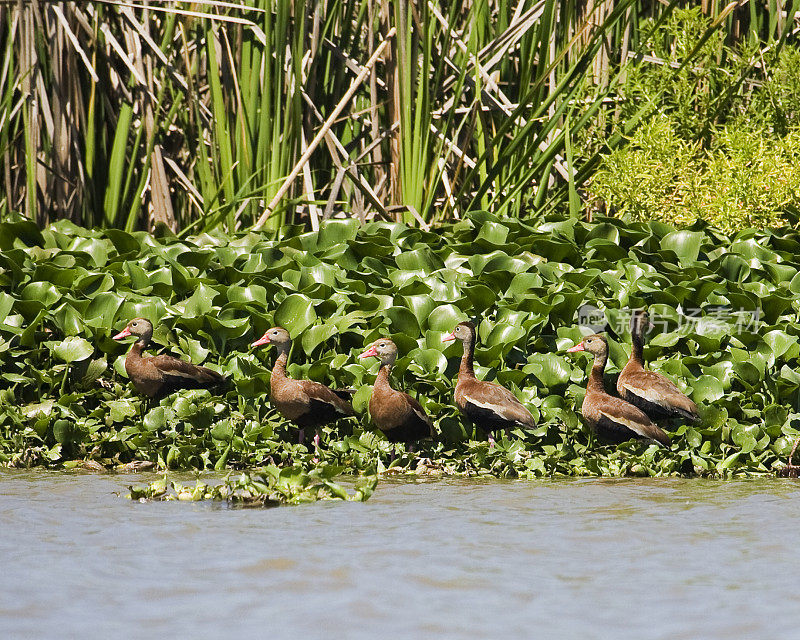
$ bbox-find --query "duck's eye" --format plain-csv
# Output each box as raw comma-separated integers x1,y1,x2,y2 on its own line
379,342,385,348
131,322,138,327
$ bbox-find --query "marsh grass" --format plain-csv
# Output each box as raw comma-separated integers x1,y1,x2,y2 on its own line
2,1,798,234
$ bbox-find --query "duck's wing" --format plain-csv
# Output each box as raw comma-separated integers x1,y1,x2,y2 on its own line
299,380,355,416
618,369,699,421
400,392,432,427
149,354,224,387
597,396,671,446
458,379,535,428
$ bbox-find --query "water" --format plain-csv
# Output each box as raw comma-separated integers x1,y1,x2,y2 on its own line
1,470,799,639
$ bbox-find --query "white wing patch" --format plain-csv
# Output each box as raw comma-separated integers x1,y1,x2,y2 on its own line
410,404,431,425
599,409,650,437
620,382,670,407
463,393,523,423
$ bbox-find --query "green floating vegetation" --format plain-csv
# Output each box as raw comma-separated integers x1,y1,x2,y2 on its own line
128,464,378,506
2,211,800,478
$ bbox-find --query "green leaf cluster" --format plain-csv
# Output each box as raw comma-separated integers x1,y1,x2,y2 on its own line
2,212,800,477
128,464,377,506
589,9,800,233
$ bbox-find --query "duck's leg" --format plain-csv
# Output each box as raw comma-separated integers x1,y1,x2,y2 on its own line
297,428,305,445
312,430,321,463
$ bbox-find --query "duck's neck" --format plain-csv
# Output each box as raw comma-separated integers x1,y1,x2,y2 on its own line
631,321,645,366
130,340,147,360
375,363,392,390
588,352,607,394
459,338,475,378
272,345,290,381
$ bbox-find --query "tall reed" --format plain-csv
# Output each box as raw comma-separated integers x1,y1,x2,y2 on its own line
0,1,797,234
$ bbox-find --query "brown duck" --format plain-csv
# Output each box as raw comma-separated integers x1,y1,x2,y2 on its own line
359,338,432,444
113,318,224,399
568,334,670,447
252,326,354,443
617,309,700,422
443,321,535,439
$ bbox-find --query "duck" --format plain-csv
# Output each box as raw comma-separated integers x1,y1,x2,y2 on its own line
617,309,700,422
567,333,670,446
113,318,224,399
359,338,432,444
442,321,535,441
252,326,354,444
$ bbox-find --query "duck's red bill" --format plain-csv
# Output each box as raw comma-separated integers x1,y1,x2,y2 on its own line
566,342,585,352
251,334,271,347
441,332,456,342
113,328,131,340
359,346,378,359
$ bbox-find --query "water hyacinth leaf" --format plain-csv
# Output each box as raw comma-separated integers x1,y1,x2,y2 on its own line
21,282,61,309
107,399,138,423
427,304,468,332
409,348,448,375
691,375,725,403
484,323,526,349
475,221,509,245
275,294,317,335
660,230,705,264
143,407,172,432
50,337,94,363
463,284,496,313
732,424,759,454
762,330,799,361
180,284,218,318
83,357,107,384
54,304,85,336
113,355,128,378
403,294,436,325
525,354,572,387
302,324,337,354
53,419,80,444
586,222,621,243
385,306,419,334
227,285,268,305
395,248,442,273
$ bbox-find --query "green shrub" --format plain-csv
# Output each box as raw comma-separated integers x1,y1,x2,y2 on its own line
589,118,800,233
588,9,800,233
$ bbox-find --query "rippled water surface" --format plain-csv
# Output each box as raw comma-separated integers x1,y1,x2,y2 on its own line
2,470,799,638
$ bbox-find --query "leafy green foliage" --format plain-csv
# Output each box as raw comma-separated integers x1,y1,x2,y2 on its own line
589,10,800,232
2,212,800,477
128,464,377,506
589,118,800,232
